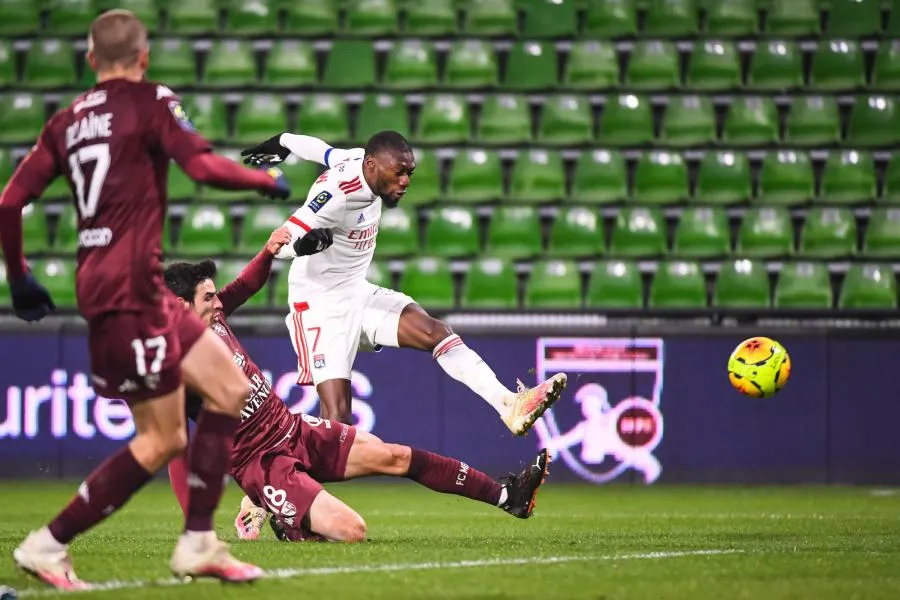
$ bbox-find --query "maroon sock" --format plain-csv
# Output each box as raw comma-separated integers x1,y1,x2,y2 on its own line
185,409,240,532
48,446,152,545
406,448,502,506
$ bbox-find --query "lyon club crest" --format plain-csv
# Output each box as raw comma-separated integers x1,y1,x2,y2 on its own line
534,338,665,485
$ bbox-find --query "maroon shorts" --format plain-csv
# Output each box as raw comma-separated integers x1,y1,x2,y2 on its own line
87,291,207,403
233,414,357,528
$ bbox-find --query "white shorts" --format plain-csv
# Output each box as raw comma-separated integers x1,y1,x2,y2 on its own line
285,282,415,385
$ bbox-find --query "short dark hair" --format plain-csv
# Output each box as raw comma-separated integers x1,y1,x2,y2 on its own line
164,260,217,303
365,130,412,157
89,9,148,71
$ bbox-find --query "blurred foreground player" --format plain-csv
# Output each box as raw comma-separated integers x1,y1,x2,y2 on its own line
0,10,292,589
162,230,551,543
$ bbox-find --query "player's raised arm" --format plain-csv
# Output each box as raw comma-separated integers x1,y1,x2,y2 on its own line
216,226,290,315
241,132,361,169
275,180,344,260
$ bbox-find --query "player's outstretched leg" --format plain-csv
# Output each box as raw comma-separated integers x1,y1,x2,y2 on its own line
497,449,551,519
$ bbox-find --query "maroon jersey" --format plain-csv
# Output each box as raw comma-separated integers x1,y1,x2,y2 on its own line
14,79,210,318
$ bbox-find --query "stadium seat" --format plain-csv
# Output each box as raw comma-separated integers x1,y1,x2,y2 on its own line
784,95,840,147
274,267,290,306
406,0,457,36
462,257,519,309
847,96,900,147
44,0,95,35
883,155,900,204
891,2,900,35
757,150,814,205
600,94,654,146
672,206,730,258
33,259,76,308
799,206,857,258
747,41,803,91
284,0,339,34
706,0,757,35
765,0,819,36
279,155,323,202
565,41,619,90
0,0,39,35
643,0,698,36
872,41,900,92
547,207,605,258
416,94,470,144
423,206,479,258
863,208,900,258
810,40,865,91
323,41,376,89
203,40,257,87
525,259,582,309
503,42,557,91
366,261,391,288
376,205,419,258
178,205,234,256
356,94,411,143
0,41,15,88
216,260,269,307
21,203,49,254
585,260,643,308
609,206,667,257
819,151,876,205
234,94,290,145
510,150,566,204
297,94,349,144
626,41,680,90
200,150,253,202
687,41,741,91
399,257,455,310
486,206,543,259
23,40,76,89
443,40,498,88
146,39,196,89
112,0,160,32
165,0,219,34
183,94,229,143
649,261,707,308
839,264,897,308
224,0,277,34
774,262,832,308
722,96,779,146
447,149,503,203
633,151,689,205
54,204,78,251
168,162,198,201
239,205,290,254
714,258,771,308
0,93,45,144
660,95,716,147
43,175,72,202
695,151,751,205
264,41,317,88
477,95,532,145
345,0,399,35
0,150,12,187
383,41,438,90
825,0,881,36
463,0,517,36
584,0,637,37
736,206,794,257
538,95,594,146
522,0,577,38
570,149,628,204
401,148,441,206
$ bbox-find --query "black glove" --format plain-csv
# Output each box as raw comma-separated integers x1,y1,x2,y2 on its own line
241,133,291,167
294,228,334,256
9,271,56,322
258,164,291,200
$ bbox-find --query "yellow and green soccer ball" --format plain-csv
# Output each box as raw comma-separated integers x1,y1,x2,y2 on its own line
727,337,791,398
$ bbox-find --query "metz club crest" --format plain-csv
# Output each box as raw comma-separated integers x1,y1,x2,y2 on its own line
533,338,665,485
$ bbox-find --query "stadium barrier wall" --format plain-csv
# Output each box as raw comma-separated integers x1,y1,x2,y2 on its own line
0,326,898,485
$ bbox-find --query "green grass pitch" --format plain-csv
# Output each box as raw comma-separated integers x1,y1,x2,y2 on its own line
1,481,899,599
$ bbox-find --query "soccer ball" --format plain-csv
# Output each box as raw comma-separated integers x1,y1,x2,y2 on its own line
727,337,791,398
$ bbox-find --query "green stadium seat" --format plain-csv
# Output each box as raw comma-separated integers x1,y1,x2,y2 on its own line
22,203,49,254
443,40,498,88
565,41,619,90
586,260,643,308
706,0,757,35
799,206,857,258
883,155,900,204
839,263,897,308
584,0,637,37
0,94,45,144
0,150,12,187
757,150,814,206
200,149,255,203
810,40,865,91
279,155,323,202
33,259,76,308
274,266,290,307
416,94,470,144
863,208,900,258
610,206,667,257
660,95,716,147
464,0,517,35
672,206,730,258
297,94,349,144
784,95,840,147
687,41,741,91
736,206,794,257
477,95,532,145
216,260,268,307
234,94,289,145
525,259,582,309
239,205,290,254
0,262,8,307
503,42,557,91
406,0,457,36
774,262,832,308
872,41,900,92
485,206,543,259
23,40,76,89
891,1,900,35
626,41,680,90
178,205,233,256
113,0,160,33
722,96,779,146
182,94,228,143
695,151,751,205
538,95,594,146
523,0,577,38
747,41,803,91
570,149,628,204
400,257,455,310
0,0,40,35
356,94,410,143
54,204,78,251
510,150,565,204
43,176,72,202
203,41,257,87
376,205,419,258
168,162,198,201
224,0,277,34
826,0,882,36
547,207,605,258
447,149,502,203
714,259,771,308
44,0,95,35
847,95,900,147
264,41,317,88
402,148,440,206
146,39,196,89
284,0,339,34
644,0,698,36
423,207,479,258
633,151,689,205
0,41,16,88
820,151,875,205
765,0,819,35
600,94,654,146
345,0,399,35
323,41,376,89
649,260,707,308
165,0,219,34
366,261,391,288
462,257,519,309
383,41,438,90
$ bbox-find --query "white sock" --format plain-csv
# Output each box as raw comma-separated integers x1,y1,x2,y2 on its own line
433,334,512,416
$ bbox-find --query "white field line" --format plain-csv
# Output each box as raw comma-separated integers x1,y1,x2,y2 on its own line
17,549,743,597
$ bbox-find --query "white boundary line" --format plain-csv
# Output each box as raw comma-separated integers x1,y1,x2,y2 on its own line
17,549,742,597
